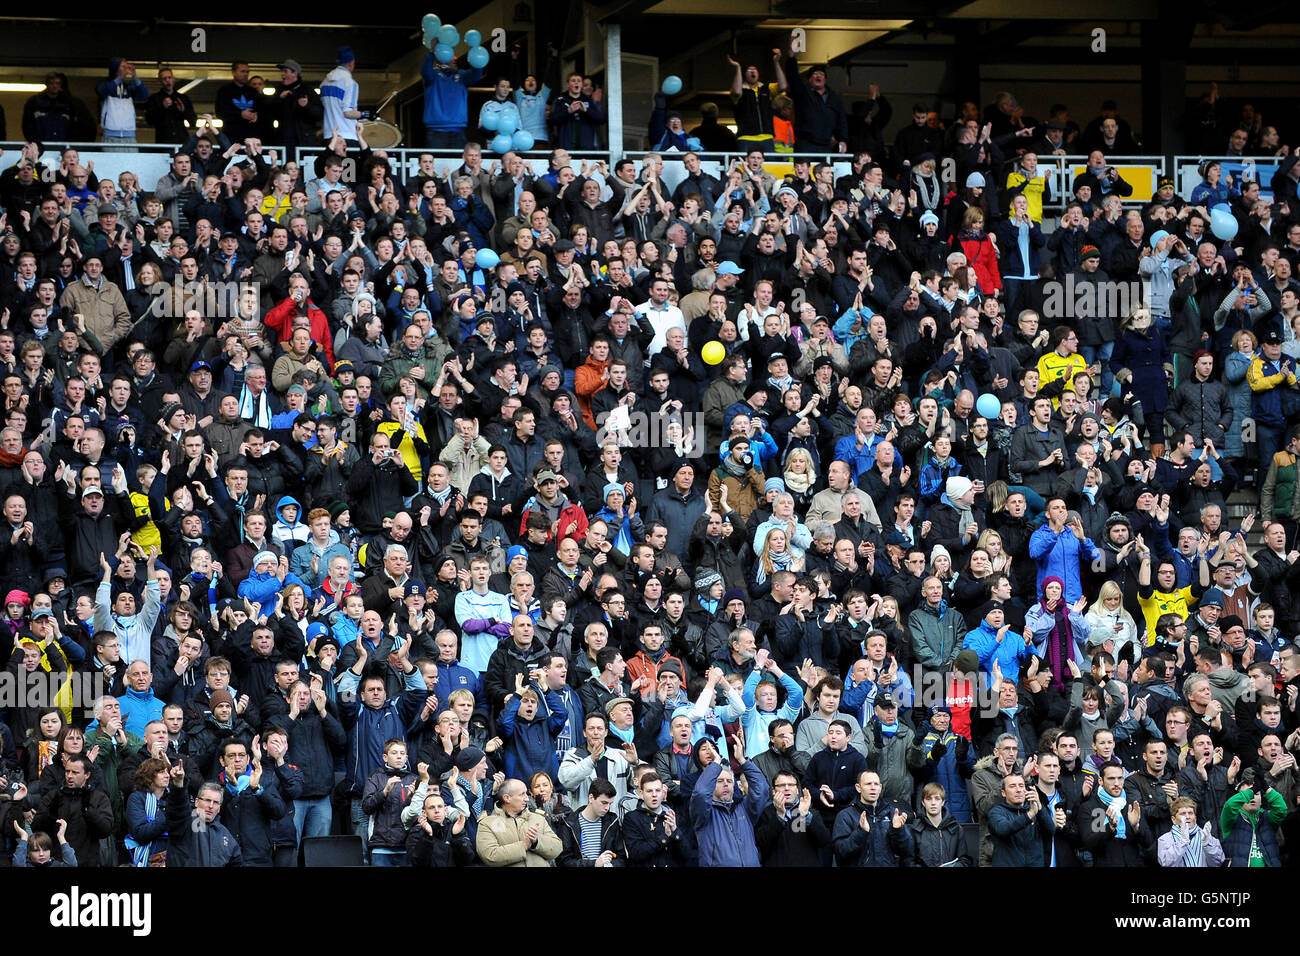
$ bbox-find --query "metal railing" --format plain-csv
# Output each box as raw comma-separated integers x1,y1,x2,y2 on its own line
13,140,1267,214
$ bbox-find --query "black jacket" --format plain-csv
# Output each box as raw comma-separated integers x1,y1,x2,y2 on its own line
163,785,243,867
755,804,832,866
908,810,972,867
347,456,418,536
217,767,287,866
286,706,347,798
33,784,114,868
619,804,687,867
1078,792,1156,866
406,817,476,866
556,806,625,866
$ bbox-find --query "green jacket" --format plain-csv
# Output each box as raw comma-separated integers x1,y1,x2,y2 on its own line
86,727,143,829
379,340,453,400
1220,786,1287,834
908,602,965,672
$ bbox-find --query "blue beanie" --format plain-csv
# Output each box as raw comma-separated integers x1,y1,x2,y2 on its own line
337,46,355,65
507,545,527,565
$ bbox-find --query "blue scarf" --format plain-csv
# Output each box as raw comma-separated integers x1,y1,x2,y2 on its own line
223,769,253,795
880,722,899,736
1097,787,1127,839
124,793,160,866
609,723,634,744
698,597,718,615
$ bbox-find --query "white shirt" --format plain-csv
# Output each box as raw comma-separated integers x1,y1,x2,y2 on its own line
634,300,686,357
320,66,359,141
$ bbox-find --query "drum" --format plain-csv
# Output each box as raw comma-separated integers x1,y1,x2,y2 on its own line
358,118,402,149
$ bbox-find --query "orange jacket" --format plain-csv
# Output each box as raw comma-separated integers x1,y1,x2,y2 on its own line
627,649,684,694
574,357,610,429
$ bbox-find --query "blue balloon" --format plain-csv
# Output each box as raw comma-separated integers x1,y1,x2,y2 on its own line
433,43,455,64
464,29,482,46
495,109,518,134
421,13,442,33
490,133,514,154
975,393,1002,419
467,44,490,69
475,249,500,269
481,110,499,131
661,75,682,95
1210,209,1238,241
438,24,460,45
511,130,535,151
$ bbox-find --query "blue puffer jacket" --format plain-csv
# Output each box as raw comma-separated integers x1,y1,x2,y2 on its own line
690,760,769,867
909,723,976,822
237,568,306,608
1028,524,1100,605
962,619,1033,685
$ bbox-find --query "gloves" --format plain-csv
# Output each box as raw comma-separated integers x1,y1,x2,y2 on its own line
872,723,885,750
955,736,970,762
929,740,947,760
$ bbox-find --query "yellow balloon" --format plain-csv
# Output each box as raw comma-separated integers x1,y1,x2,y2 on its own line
702,341,725,365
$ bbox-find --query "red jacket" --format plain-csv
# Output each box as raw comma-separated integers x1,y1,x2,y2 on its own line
956,231,1002,295
519,499,588,543
264,296,335,367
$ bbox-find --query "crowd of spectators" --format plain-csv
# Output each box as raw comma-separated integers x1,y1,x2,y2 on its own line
0,35,1298,870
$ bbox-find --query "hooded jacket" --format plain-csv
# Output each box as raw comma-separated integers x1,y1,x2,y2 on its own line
909,809,973,867
690,759,769,867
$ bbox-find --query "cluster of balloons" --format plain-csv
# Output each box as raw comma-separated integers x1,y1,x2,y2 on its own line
484,108,534,153
422,15,492,70
422,13,533,153
1209,203,1238,241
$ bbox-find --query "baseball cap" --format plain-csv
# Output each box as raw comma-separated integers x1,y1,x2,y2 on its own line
535,470,558,485
81,486,104,498
30,607,54,620
404,582,426,597
716,261,744,276
190,360,212,373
